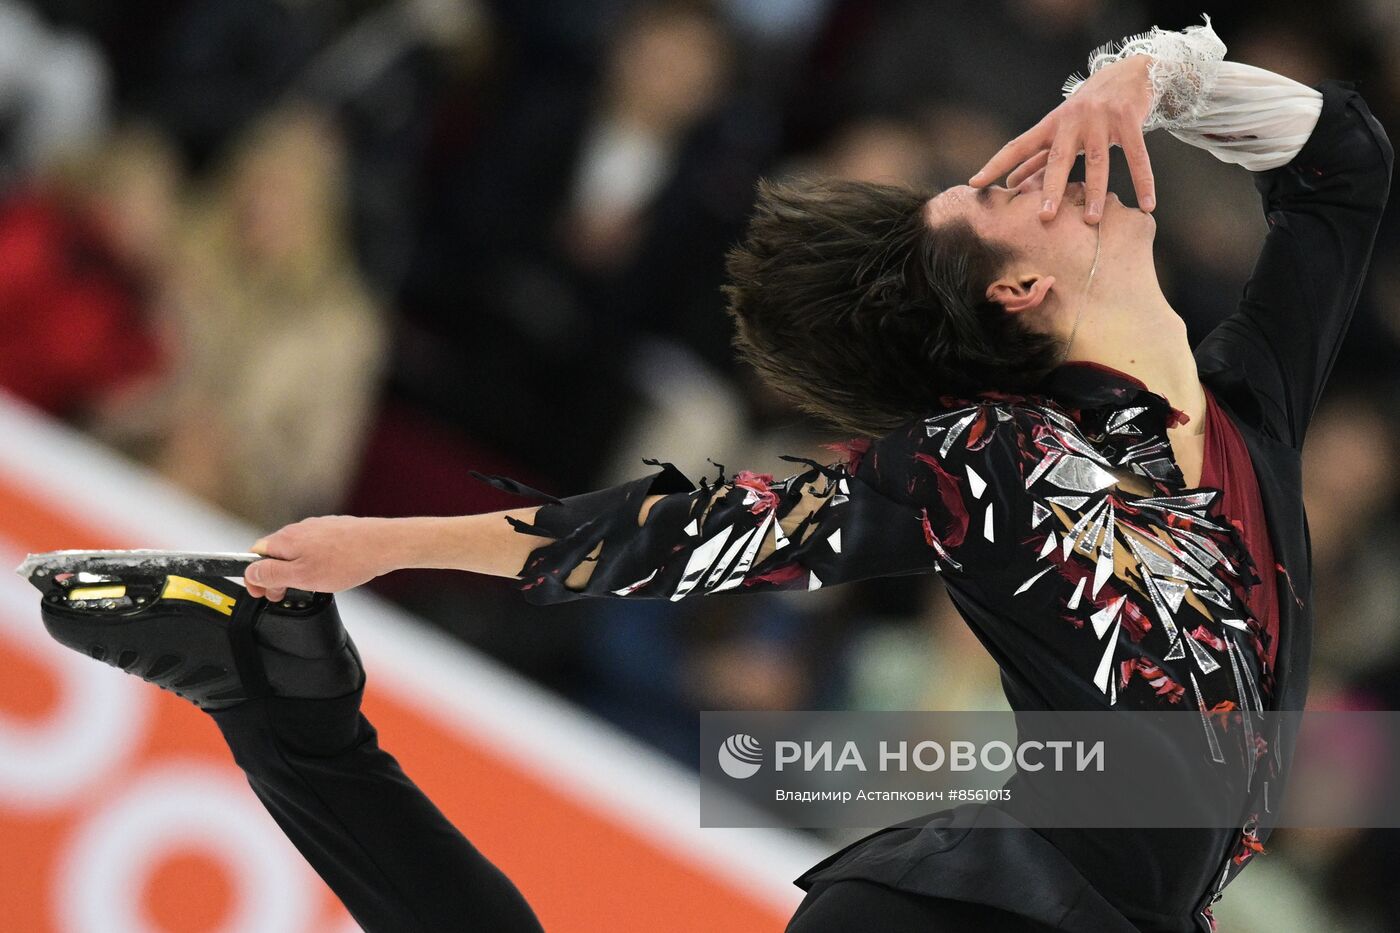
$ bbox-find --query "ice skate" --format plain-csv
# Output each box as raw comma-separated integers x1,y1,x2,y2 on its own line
17,549,362,710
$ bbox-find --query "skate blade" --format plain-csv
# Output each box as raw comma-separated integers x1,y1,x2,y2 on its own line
16,549,260,596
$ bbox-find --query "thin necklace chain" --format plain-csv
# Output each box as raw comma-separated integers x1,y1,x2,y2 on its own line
1064,223,1103,359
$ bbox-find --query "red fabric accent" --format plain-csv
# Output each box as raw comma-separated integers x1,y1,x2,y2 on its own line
1232,826,1267,865
1208,700,1238,732
823,438,870,473
1120,656,1186,703
911,452,969,547
744,563,805,587
1189,625,1227,653
732,471,780,515
1198,386,1281,673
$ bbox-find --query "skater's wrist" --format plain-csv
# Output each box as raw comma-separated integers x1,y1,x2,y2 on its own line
370,516,440,576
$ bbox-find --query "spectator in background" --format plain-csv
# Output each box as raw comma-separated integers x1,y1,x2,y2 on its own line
151,104,387,529
557,0,734,275
0,125,169,420
398,0,764,492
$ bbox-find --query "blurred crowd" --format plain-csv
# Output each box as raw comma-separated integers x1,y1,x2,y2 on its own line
1,0,1398,928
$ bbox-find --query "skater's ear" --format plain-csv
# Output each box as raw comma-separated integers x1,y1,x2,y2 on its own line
986,273,1054,315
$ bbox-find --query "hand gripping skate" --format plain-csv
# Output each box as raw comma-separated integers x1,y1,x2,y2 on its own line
17,550,363,710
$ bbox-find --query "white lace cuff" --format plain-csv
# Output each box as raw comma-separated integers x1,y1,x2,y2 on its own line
1062,14,1324,171
1061,14,1227,132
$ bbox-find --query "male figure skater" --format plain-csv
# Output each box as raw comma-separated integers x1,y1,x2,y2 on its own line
29,16,1391,933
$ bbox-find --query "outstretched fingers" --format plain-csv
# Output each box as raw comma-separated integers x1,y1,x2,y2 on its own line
1081,129,1110,223
1006,149,1051,189
1118,118,1156,211
1037,129,1077,221
969,121,1050,187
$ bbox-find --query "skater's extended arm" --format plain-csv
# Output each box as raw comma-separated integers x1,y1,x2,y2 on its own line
244,508,550,601
244,497,700,598
245,403,1034,603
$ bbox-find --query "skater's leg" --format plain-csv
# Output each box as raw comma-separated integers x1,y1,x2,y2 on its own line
28,568,543,933
209,687,544,933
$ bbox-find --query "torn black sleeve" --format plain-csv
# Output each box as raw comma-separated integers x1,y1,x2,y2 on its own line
470,404,1024,605
477,458,879,605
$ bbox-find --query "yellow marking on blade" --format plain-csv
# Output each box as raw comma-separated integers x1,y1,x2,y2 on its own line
68,585,127,601
161,575,236,616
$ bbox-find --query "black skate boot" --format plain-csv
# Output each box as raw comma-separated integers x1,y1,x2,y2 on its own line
17,550,362,710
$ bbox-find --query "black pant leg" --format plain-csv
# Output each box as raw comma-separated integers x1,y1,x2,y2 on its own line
787,880,1064,933
208,688,544,933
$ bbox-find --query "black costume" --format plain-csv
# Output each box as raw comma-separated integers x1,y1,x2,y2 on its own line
488,76,1392,931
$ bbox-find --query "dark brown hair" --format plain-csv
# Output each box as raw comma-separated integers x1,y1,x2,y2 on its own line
723,177,1063,436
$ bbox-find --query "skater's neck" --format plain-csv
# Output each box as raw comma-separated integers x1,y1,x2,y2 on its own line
1058,285,1204,434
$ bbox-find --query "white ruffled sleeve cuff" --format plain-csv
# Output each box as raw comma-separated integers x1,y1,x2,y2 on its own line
1063,14,1324,172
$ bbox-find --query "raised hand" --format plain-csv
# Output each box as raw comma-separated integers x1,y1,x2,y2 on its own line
245,515,397,602
969,55,1157,224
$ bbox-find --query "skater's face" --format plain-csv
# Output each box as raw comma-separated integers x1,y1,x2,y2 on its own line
923,169,1154,316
